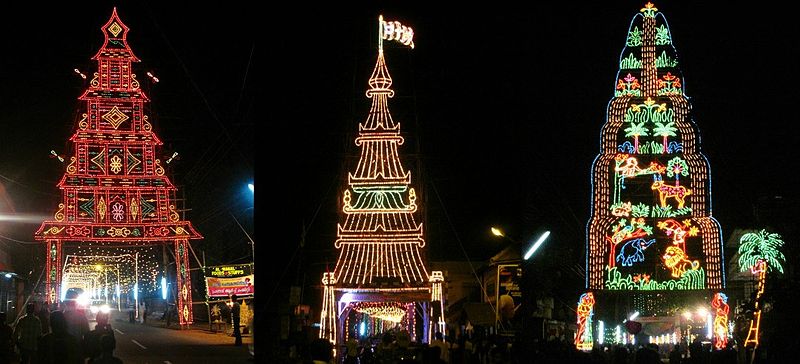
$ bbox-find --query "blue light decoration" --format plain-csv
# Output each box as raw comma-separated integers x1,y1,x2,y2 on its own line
115,284,120,299
359,321,366,337
584,1,724,292
580,1,727,350
161,276,168,300
133,283,138,301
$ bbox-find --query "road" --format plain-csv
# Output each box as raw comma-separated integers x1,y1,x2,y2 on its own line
98,312,253,364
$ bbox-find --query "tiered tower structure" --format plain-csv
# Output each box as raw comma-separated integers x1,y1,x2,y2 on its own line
35,8,202,326
578,2,726,350
319,16,444,349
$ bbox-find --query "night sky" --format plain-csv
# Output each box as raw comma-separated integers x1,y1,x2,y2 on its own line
0,3,254,270
271,0,800,324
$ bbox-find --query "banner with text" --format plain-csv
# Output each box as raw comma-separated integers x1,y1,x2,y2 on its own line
205,264,252,278
206,274,254,297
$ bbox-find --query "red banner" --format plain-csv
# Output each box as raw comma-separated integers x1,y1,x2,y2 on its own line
205,274,254,297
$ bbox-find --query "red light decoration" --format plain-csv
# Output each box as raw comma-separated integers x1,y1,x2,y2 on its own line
34,8,201,327
711,293,729,350
585,3,725,290
580,2,727,348
575,292,595,351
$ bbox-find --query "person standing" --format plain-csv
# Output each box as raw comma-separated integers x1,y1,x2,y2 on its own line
90,335,122,364
63,291,89,344
83,312,115,363
37,311,81,364
230,294,242,346
13,304,42,364
430,332,449,363
0,312,14,364
138,301,146,324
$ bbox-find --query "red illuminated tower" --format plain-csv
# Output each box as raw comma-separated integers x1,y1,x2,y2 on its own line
34,8,202,326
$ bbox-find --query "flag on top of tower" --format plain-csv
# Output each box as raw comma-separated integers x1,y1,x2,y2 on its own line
379,15,414,49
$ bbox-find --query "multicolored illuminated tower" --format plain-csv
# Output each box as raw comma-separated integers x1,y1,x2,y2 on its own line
34,8,202,326
319,16,444,349
579,2,726,349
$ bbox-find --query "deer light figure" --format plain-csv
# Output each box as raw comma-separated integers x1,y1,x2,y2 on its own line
651,179,691,208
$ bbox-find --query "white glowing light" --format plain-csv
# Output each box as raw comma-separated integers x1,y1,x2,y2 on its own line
525,231,550,260
77,293,90,307
598,321,605,345
629,311,640,321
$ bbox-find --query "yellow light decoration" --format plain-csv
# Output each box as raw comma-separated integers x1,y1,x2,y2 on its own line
575,292,595,351
711,293,729,350
379,15,414,49
585,3,725,293
662,246,699,278
320,20,442,346
332,46,429,286
744,260,767,348
354,302,407,323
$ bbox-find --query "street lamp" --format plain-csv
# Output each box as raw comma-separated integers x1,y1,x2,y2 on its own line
524,231,550,261
491,227,505,237
248,183,254,193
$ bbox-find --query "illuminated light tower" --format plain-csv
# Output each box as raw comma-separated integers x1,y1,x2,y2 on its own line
319,15,443,349
580,2,726,350
34,8,202,326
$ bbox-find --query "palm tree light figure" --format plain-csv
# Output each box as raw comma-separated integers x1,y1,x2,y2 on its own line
737,229,786,353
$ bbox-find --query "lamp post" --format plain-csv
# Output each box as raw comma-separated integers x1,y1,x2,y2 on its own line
490,227,551,337
489,227,551,261
232,182,255,271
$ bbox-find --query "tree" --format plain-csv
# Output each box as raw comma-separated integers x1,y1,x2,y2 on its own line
738,230,786,275
737,229,785,357
653,121,677,154
624,122,648,154
666,157,689,186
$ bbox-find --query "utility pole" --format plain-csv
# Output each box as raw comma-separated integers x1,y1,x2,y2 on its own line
231,212,255,274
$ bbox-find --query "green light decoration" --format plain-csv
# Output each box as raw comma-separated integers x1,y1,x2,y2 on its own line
627,26,643,47
655,24,671,45
621,53,642,69
653,122,678,154
623,122,648,155
638,140,667,154
655,50,678,68
666,156,689,185
631,203,650,217
625,99,674,125
651,206,692,218
605,266,705,290
586,3,725,299
738,230,786,274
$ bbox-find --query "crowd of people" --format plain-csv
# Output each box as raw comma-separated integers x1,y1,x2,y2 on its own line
0,291,123,364
277,329,760,364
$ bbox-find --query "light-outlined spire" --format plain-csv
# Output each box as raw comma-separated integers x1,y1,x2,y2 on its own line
93,7,139,61
367,50,394,97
